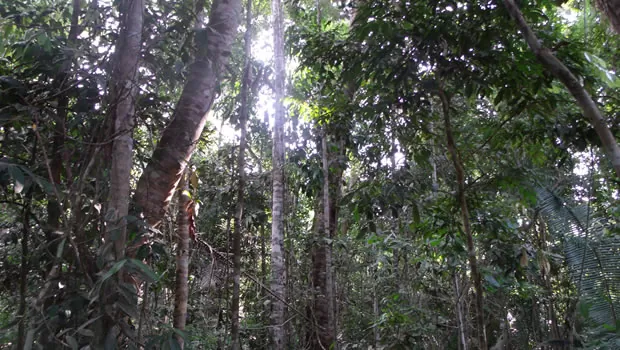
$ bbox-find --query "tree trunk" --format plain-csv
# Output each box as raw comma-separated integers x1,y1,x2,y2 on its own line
454,272,468,350
595,0,620,34
439,89,487,350
135,0,242,226
270,0,287,345
311,188,333,349
231,0,253,347
503,0,620,179
106,0,144,259
45,0,80,274
173,172,191,349
17,137,37,350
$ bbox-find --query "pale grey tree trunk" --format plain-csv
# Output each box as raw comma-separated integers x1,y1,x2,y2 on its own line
106,0,144,259
173,172,191,349
135,0,242,227
231,0,253,347
270,0,287,346
454,272,468,350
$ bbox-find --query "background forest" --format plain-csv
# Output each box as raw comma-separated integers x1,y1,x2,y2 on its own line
1,0,619,349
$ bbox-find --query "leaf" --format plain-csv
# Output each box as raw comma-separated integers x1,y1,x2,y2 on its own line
116,300,139,319
484,274,500,288
56,237,66,258
520,248,528,267
584,52,619,88
172,328,187,339
24,329,35,350
99,259,127,283
104,328,117,350
190,172,199,189
127,259,158,283
7,164,25,193
66,335,79,350
77,328,95,337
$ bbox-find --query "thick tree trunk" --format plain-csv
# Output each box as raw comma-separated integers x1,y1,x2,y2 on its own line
173,173,191,349
270,0,287,346
595,0,620,34
311,170,334,349
231,0,253,347
503,0,620,179
106,0,144,259
135,0,242,226
439,89,487,350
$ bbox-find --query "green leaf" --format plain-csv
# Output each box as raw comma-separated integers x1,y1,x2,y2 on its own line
484,274,500,287
429,238,442,247
584,52,619,88
116,300,139,319
7,164,25,193
127,259,159,283
168,337,182,350
99,259,127,283
66,335,78,350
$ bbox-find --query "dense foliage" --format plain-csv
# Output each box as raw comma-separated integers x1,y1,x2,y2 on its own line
0,0,619,349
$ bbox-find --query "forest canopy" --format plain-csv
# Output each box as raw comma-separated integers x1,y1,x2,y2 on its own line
0,0,619,349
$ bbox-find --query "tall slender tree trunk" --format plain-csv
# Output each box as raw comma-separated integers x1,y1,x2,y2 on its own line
454,272,468,350
231,0,253,347
439,89,487,350
270,0,287,345
313,130,337,349
95,0,144,345
135,0,242,226
173,172,191,349
17,136,37,350
311,4,335,348
106,0,144,259
503,0,620,179
46,0,80,273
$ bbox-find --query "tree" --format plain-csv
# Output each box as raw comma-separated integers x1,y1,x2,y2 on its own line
595,0,620,34
270,0,287,346
439,87,487,350
2,0,620,348
231,0,253,347
135,0,243,227
102,0,144,343
173,172,191,349
503,0,620,179
106,0,144,261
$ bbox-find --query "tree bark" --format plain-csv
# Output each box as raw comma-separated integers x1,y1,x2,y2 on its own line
454,272,468,350
17,136,37,350
173,172,191,349
309,130,338,350
503,0,620,179
270,0,287,346
135,0,242,227
45,0,80,272
595,0,620,34
106,0,144,259
231,0,253,347
439,89,487,350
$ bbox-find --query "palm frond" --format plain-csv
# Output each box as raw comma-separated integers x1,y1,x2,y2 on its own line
537,187,620,342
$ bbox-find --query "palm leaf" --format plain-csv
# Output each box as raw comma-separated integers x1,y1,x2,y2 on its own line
537,187,620,342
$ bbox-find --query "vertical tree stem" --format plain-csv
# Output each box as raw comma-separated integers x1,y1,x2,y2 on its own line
439,88,487,350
